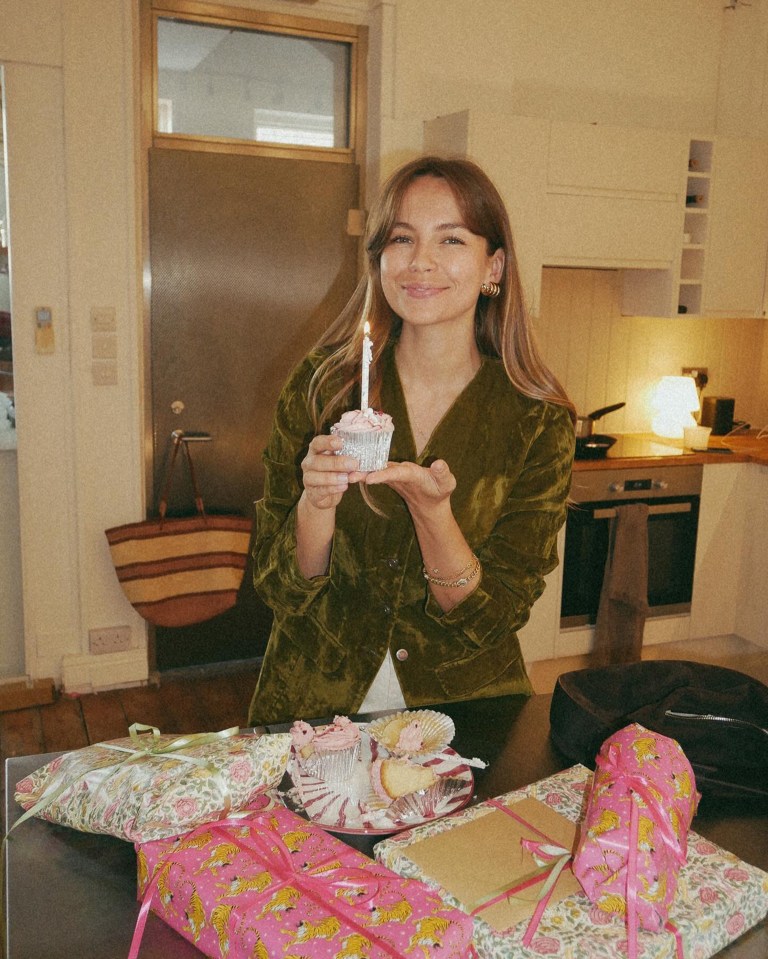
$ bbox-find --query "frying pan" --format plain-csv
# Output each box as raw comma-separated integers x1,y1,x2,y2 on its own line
574,402,626,440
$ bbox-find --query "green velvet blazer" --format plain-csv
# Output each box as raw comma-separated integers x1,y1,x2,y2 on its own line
248,342,574,726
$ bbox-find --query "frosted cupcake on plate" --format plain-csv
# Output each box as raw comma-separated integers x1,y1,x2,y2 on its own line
292,715,362,783
331,409,394,473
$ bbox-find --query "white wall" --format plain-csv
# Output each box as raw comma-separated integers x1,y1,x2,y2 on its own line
1,0,147,690
1,0,766,691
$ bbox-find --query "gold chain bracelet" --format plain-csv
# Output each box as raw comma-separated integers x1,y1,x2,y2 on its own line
423,554,481,588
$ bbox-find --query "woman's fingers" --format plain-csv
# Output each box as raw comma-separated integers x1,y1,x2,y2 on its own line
365,459,457,504
427,459,457,496
300,434,364,509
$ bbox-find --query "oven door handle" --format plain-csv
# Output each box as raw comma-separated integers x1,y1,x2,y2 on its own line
592,502,692,520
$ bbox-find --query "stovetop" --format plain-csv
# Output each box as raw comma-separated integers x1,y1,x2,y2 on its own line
597,434,686,460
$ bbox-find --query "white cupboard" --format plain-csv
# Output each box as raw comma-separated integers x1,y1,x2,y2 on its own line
689,463,747,640
702,137,768,317
735,463,768,645
543,122,686,272
423,112,768,320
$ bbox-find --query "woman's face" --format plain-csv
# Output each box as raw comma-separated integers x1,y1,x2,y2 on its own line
379,176,504,333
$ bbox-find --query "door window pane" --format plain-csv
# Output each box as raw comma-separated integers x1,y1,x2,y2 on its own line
157,18,351,149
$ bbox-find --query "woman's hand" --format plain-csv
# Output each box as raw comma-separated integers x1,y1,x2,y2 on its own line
365,458,457,518
300,434,365,511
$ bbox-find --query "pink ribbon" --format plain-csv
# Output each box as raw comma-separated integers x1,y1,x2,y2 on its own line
596,744,687,866
594,744,690,959
128,811,403,959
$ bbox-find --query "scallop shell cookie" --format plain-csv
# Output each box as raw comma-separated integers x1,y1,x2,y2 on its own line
368,709,455,758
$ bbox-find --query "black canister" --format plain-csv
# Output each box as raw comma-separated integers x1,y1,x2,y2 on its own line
701,396,735,435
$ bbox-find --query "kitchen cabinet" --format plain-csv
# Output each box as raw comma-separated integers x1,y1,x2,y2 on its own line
424,113,768,320
547,122,687,196
424,110,549,315
518,528,565,663
735,463,768,645
702,136,768,317
543,122,687,273
689,463,747,640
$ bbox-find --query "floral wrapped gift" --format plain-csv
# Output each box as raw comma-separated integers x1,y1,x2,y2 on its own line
14,723,291,843
374,763,768,959
131,803,475,959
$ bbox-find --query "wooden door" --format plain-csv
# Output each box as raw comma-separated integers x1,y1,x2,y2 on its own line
148,148,359,669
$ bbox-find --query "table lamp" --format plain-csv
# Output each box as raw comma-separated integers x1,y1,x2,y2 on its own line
651,375,700,438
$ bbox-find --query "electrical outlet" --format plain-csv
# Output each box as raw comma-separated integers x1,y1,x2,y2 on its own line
682,366,709,390
88,625,131,654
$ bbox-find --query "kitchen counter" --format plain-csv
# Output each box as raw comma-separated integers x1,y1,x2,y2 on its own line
573,431,768,471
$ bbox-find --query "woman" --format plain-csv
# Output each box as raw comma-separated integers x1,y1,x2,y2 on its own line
248,155,574,726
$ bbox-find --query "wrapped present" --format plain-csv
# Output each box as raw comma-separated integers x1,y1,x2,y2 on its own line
14,723,291,843
374,764,768,959
573,723,699,957
131,803,475,959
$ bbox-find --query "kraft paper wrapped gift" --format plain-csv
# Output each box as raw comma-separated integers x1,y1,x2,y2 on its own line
14,724,291,843
374,764,768,959
131,802,475,959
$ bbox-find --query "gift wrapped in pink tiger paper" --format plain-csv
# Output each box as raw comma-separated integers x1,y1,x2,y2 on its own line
573,722,699,958
131,801,475,959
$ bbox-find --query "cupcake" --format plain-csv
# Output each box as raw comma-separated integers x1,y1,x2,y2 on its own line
331,409,394,472
305,715,361,783
289,720,316,763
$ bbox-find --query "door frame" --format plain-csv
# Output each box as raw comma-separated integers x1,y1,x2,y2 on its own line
138,0,368,670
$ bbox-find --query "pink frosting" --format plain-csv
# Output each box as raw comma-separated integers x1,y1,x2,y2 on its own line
314,715,361,753
395,720,424,754
333,409,394,433
289,720,315,750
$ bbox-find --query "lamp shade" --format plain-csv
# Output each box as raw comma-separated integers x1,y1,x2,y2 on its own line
651,375,700,438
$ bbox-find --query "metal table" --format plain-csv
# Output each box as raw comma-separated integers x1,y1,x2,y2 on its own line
4,694,767,957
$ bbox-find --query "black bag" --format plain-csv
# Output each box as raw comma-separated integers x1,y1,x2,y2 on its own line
550,660,768,801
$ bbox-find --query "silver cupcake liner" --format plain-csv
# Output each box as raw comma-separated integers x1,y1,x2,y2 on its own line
331,427,393,472
388,776,465,821
367,709,456,758
305,741,361,783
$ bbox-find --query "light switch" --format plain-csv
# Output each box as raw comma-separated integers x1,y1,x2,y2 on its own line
92,333,117,359
92,361,118,386
91,307,116,332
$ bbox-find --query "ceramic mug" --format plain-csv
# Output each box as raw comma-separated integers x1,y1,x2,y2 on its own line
683,425,712,449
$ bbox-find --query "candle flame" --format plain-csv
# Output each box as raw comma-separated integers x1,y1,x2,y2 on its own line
363,321,370,336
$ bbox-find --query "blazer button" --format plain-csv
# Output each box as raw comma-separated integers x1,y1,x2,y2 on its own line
382,604,392,616
387,557,400,569
395,648,408,661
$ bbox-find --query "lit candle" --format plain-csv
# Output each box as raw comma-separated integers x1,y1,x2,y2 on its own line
361,321,372,413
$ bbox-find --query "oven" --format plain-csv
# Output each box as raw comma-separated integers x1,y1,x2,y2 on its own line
560,463,703,628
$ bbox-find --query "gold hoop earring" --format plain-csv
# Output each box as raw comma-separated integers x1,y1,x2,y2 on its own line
480,281,500,298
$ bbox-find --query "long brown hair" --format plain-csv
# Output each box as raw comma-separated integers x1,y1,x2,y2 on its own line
308,155,575,428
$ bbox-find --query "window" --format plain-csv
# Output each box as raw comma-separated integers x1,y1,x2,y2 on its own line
153,13,356,156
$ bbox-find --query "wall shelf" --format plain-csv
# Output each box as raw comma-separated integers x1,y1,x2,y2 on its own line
677,138,713,315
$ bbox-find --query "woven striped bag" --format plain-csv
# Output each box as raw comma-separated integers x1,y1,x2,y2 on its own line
105,432,252,627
